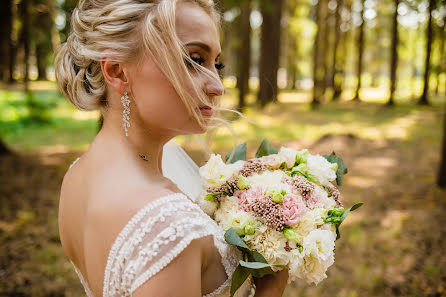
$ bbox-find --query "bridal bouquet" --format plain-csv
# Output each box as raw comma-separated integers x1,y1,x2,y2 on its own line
197,139,362,296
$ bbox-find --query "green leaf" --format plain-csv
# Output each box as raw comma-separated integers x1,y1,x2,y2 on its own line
230,264,251,297
336,203,363,240
224,228,249,249
239,261,272,269
250,251,268,264
323,152,348,186
255,138,278,158
350,202,363,212
250,266,276,278
226,143,247,164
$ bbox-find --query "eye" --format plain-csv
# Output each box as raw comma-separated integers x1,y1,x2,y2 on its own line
215,63,225,70
190,53,205,66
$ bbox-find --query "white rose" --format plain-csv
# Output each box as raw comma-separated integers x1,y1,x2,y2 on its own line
199,154,233,187
306,155,337,186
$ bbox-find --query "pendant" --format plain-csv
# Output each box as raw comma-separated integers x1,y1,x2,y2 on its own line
139,154,149,161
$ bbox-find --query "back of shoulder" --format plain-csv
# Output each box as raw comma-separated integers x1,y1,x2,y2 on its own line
97,189,215,297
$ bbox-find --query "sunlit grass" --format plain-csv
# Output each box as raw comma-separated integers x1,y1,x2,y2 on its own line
0,82,443,153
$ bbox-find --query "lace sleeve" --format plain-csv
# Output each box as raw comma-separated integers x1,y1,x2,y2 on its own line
102,193,227,297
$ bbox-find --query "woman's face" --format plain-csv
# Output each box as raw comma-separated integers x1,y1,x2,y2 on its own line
127,1,225,137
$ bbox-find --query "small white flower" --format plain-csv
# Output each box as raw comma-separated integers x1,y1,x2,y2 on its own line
306,155,337,186
278,147,299,168
199,154,233,187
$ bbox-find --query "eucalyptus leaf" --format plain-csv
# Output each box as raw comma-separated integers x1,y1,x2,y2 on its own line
224,228,249,249
255,138,278,158
226,142,247,164
230,264,251,297
323,152,348,186
239,260,272,269
250,251,268,264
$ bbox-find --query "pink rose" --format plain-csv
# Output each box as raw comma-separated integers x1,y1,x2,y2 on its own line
281,193,308,226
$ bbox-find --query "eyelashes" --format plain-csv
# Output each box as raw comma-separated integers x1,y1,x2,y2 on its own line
185,55,225,72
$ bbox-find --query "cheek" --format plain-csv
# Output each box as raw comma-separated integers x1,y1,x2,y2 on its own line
131,61,193,127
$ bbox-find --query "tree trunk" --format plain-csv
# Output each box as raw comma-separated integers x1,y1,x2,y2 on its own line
435,20,445,96
237,0,252,111
0,138,12,156
19,0,30,83
353,0,365,101
312,0,327,108
331,0,344,101
388,0,399,106
36,44,47,81
418,0,435,105
258,0,284,107
323,4,334,92
438,101,446,188
0,0,13,82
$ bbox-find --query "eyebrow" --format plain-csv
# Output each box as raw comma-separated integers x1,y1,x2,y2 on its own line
185,41,221,59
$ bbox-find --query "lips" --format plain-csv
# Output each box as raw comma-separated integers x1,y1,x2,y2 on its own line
199,106,213,116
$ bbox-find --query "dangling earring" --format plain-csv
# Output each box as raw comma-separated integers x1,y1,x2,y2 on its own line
121,91,130,137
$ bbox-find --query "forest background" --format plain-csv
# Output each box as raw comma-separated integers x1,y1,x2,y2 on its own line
0,0,445,296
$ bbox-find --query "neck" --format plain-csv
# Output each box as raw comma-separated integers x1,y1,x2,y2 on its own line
96,109,175,179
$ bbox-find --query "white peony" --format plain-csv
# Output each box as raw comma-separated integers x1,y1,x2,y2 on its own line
199,154,233,187
306,155,337,186
244,229,291,271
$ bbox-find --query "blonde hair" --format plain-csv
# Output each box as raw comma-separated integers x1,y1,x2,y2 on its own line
55,0,252,160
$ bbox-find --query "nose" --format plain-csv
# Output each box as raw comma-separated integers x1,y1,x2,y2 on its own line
204,77,225,97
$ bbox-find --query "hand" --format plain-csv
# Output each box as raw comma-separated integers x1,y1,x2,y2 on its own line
253,269,289,297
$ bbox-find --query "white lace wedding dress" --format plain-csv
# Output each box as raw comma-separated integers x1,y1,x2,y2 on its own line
68,139,255,297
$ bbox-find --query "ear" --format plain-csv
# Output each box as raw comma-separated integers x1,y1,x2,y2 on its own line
100,53,130,96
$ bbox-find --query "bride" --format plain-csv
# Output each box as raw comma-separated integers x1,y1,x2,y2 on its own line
56,0,288,296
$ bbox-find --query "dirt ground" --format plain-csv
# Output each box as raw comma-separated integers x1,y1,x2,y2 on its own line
1,125,445,296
